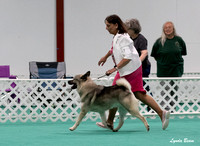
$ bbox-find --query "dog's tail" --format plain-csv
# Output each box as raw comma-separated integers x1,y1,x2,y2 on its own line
116,78,132,92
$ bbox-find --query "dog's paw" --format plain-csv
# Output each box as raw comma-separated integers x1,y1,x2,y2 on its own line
69,127,75,131
112,129,118,132
147,125,150,132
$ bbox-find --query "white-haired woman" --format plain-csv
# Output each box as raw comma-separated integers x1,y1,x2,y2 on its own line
151,21,187,77
151,21,187,112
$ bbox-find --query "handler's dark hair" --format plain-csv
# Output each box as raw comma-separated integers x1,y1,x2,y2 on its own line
105,14,127,34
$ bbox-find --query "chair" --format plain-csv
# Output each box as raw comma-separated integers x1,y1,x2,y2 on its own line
29,61,68,106
0,65,10,78
0,65,18,103
29,61,66,79
0,65,17,79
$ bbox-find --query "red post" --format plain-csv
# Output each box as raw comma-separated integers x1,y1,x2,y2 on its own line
56,0,64,62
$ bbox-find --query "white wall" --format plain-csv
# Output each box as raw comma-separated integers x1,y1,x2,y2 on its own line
0,0,56,77
0,0,200,77
65,0,200,76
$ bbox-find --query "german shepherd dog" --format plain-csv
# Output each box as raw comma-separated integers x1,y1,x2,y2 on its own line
68,71,149,132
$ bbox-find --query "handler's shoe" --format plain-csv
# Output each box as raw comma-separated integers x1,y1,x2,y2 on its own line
96,122,113,130
162,110,170,130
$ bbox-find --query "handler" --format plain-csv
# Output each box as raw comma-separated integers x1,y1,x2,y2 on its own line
97,14,170,130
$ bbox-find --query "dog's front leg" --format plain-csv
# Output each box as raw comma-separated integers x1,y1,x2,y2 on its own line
99,112,108,128
69,109,87,131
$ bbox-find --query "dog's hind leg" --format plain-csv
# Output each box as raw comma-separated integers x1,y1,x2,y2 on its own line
132,112,149,131
113,107,127,132
120,96,150,131
128,108,150,131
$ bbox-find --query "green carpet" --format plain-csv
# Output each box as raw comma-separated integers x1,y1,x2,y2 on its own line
0,117,199,146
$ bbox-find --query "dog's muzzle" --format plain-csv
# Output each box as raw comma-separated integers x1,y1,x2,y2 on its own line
68,80,77,89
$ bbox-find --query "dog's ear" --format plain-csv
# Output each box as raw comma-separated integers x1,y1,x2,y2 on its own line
81,71,90,80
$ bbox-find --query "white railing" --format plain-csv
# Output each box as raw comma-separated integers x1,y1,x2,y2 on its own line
150,72,200,77
0,77,200,123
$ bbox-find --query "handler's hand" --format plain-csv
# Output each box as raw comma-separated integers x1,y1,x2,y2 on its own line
98,57,107,66
106,68,116,76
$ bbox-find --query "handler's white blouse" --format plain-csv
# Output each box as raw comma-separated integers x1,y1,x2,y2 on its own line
112,33,141,76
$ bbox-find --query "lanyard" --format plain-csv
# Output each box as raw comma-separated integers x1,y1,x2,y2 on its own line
110,42,117,68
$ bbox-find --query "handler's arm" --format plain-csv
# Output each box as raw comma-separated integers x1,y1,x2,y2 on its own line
106,58,131,75
116,58,131,69
98,51,111,66
140,50,148,62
